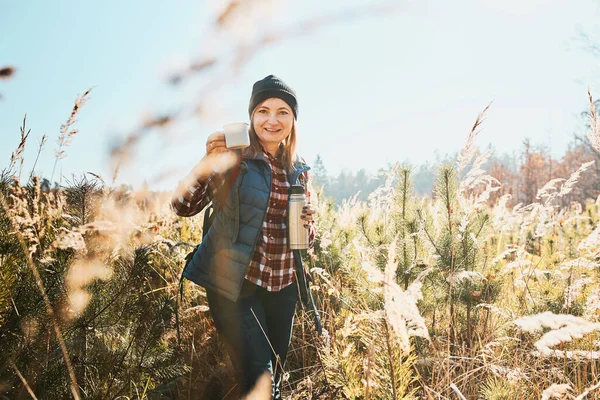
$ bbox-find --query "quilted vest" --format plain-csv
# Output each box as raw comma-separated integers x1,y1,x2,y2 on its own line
182,154,310,302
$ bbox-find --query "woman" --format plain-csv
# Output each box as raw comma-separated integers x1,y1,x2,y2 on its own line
171,75,316,398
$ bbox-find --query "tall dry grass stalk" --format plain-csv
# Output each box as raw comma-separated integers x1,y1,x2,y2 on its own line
9,360,38,400
587,90,600,154
514,312,600,358
51,88,92,182
29,134,48,181
536,161,595,206
456,103,492,177
9,115,30,179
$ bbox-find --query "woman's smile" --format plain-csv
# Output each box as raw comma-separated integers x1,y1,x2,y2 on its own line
252,97,294,155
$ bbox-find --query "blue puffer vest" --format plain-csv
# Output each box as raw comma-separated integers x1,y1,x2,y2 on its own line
183,153,310,302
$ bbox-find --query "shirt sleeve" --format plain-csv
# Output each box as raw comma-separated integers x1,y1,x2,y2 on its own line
171,171,225,217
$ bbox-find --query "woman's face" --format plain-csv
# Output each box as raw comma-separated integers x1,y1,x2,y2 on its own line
252,98,294,151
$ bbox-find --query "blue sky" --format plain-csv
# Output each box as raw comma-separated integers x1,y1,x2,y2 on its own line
2,0,600,190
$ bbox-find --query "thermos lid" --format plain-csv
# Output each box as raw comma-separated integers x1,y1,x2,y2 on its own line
288,185,305,195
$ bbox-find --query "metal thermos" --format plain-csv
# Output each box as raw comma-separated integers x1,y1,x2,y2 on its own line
288,185,309,250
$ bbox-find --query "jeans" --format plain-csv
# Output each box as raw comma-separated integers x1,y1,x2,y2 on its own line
206,280,298,399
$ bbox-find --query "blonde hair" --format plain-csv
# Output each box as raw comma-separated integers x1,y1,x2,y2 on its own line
242,112,298,172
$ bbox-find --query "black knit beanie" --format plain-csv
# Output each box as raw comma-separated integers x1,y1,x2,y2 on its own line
248,75,298,120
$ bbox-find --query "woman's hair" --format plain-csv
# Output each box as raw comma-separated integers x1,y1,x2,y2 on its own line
242,111,298,172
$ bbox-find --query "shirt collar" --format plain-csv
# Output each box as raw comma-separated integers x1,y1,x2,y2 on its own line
261,144,284,162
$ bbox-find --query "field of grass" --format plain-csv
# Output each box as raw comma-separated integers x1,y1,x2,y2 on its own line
2,97,600,399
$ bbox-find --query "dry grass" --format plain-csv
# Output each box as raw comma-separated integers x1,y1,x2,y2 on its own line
51,88,92,182
3,15,600,394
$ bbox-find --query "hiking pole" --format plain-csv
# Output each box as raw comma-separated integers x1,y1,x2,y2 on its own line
293,250,322,336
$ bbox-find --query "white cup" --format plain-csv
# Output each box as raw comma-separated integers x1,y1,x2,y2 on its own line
223,122,250,149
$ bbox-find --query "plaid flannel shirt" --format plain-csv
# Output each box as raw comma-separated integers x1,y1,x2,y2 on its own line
172,152,315,292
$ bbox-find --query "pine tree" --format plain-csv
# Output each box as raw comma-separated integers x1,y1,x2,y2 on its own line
392,167,423,289
312,154,330,189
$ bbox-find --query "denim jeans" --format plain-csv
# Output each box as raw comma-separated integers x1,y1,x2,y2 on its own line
206,279,298,399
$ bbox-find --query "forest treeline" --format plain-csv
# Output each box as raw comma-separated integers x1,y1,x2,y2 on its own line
312,135,600,207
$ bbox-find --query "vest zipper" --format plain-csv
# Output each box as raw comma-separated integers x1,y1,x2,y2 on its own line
248,159,273,252
232,162,248,243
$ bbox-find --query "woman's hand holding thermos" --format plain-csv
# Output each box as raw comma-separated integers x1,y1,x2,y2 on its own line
301,203,316,228
288,185,316,250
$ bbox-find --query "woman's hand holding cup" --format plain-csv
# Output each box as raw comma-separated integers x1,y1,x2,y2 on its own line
190,132,236,181
206,122,250,155
205,131,229,155
192,123,250,182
